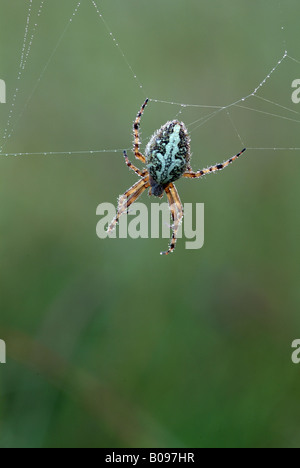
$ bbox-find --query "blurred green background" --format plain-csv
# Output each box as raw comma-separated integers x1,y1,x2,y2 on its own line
0,0,300,448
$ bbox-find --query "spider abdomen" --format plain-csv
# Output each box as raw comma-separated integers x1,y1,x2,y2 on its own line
145,120,190,188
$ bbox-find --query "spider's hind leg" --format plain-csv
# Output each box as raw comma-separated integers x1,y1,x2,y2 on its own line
161,183,183,256
107,176,150,234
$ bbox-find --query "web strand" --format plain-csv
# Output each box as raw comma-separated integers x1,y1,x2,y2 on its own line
235,104,300,124
287,55,300,66
226,112,245,147
19,0,34,71
1,0,46,150
254,95,300,117
90,0,146,96
0,1,82,154
1,4,300,157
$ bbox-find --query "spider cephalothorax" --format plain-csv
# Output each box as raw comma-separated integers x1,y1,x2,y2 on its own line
107,99,246,255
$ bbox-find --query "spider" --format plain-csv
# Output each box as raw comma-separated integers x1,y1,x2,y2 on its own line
107,98,246,255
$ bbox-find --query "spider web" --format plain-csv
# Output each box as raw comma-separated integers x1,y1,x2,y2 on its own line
0,0,299,158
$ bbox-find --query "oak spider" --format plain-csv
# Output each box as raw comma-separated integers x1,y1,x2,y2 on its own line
107,98,246,255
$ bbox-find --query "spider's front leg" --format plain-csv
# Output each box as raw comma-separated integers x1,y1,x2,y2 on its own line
133,98,149,163
161,183,183,256
123,151,147,178
183,148,246,178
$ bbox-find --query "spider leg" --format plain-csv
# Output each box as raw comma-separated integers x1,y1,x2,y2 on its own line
161,183,183,256
107,176,150,233
123,151,147,178
133,98,149,163
183,148,246,178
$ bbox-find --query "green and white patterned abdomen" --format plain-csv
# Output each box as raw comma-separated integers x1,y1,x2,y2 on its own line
145,121,190,185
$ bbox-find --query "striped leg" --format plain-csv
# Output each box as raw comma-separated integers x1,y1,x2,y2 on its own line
123,151,146,177
133,98,149,163
161,183,183,256
107,176,150,234
183,148,246,178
